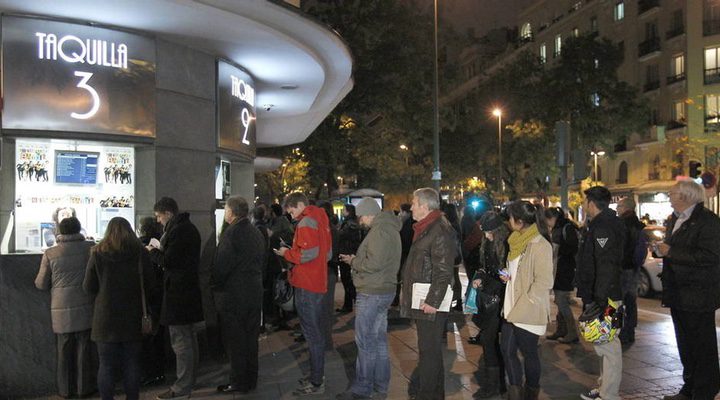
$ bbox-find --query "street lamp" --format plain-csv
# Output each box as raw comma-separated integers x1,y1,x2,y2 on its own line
400,144,409,166
492,108,503,193
431,0,441,191
590,150,606,183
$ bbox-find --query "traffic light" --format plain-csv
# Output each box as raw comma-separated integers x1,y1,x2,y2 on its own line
689,161,702,178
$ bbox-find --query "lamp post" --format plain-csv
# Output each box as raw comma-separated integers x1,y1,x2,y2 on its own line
493,108,502,194
431,0,441,191
400,144,409,166
590,150,606,183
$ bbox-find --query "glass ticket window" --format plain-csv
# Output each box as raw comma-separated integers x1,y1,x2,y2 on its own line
11,138,135,253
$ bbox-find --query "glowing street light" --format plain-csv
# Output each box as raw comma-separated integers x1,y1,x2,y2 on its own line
590,150,606,183
492,108,503,193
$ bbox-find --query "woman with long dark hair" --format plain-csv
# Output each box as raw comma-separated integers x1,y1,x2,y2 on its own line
83,217,154,400
499,201,553,400
544,207,580,343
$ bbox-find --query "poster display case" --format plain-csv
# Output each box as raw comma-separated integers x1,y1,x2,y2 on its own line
12,139,135,253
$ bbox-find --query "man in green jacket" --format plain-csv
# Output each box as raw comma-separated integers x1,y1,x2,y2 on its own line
337,197,401,400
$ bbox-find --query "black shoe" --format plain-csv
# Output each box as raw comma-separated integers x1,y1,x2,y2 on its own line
141,375,165,386
216,384,251,394
467,335,482,345
336,307,353,313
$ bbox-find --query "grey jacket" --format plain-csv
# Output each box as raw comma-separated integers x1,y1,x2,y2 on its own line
35,234,95,333
350,211,402,295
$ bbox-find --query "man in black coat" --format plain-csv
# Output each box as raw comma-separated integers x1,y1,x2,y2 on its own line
576,186,625,400
148,197,204,400
616,197,646,344
211,196,267,394
657,179,720,400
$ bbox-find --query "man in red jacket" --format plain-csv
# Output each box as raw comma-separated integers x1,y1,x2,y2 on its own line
274,192,332,396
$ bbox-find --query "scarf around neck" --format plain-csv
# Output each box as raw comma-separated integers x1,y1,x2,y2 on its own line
413,210,443,241
507,223,539,261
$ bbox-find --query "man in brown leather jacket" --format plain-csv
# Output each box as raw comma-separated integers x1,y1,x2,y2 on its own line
400,188,456,400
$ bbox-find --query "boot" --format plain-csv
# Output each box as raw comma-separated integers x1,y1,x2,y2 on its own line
558,312,579,343
507,385,523,400
472,367,500,399
523,385,540,400
546,313,566,340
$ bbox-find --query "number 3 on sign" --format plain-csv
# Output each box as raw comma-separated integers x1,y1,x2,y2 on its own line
71,71,100,120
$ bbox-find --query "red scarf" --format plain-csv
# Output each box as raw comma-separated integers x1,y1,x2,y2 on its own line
413,210,443,241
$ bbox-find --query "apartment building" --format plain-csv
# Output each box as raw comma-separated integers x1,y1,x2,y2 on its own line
445,0,720,219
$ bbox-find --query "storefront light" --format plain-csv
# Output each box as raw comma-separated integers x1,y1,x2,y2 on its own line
654,193,669,202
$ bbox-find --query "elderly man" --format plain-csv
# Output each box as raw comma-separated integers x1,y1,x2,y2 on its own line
211,196,266,394
401,188,456,400
657,179,720,400
336,197,401,400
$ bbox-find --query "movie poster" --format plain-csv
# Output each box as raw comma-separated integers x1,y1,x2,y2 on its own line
16,142,50,182
104,148,133,185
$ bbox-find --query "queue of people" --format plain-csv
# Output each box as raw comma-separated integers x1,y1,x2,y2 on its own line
32,179,720,400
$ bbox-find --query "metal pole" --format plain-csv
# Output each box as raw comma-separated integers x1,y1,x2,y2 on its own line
432,0,441,191
498,114,502,194
593,153,598,183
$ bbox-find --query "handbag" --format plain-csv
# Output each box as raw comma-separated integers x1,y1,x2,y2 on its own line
463,286,479,314
273,270,294,312
139,257,157,336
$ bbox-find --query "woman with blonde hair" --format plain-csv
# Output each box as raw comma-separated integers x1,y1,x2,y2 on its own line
500,201,553,400
83,217,154,400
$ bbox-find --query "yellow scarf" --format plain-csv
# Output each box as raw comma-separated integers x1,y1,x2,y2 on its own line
507,223,540,261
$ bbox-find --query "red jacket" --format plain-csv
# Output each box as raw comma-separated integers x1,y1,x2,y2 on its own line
284,205,331,293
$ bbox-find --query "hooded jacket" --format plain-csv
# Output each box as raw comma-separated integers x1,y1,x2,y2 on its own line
35,234,95,333
284,205,332,293
350,211,402,295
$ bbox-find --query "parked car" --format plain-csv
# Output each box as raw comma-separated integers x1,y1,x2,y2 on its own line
638,225,665,297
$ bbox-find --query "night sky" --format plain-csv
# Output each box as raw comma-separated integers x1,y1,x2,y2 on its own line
440,0,538,36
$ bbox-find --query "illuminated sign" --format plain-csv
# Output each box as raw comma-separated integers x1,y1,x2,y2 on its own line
218,60,256,157
2,16,156,136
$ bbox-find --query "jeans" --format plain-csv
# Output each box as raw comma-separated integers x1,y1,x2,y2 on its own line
620,269,638,340
409,313,449,400
168,324,199,395
141,326,165,379
350,292,395,397
218,306,261,389
96,341,142,400
671,308,720,400
56,329,95,397
295,287,327,385
554,289,578,340
501,322,541,388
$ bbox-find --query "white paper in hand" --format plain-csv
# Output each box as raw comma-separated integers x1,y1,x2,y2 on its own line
149,238,162,250
411,283,453,312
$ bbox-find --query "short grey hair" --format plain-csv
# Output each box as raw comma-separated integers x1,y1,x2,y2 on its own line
413,187,440,210
672,178,705,205
226,195,249,219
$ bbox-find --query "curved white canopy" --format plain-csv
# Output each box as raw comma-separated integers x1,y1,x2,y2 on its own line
0,0,354,147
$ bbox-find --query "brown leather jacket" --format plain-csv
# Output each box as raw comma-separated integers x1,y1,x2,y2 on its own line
400,215,456,321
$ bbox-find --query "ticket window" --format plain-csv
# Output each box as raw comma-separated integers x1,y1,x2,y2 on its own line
9,139,135,254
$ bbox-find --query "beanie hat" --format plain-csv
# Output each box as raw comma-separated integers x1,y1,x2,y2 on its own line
479,211,504,232
355,197,382,216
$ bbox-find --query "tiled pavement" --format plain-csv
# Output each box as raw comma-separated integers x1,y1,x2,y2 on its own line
33,290,720,400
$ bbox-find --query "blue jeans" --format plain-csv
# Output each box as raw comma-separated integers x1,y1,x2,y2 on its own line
351,292,395,397
295,287,326,385
500,322,540,388
96,341,142,400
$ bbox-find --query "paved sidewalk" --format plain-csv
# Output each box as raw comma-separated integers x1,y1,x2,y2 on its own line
32,291,720,400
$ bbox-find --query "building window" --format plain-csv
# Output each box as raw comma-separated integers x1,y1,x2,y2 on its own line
590,16,599,32
644,64,660,91
704,0,720,36
614,2,625,21
540,43,547,63
706,94,720,124
671,101,687,127
572,27,580,37
617,161,628,184
521,22,533,41
671,54,685,77
705,46,720,84
554,34,562,57
668,9,684,38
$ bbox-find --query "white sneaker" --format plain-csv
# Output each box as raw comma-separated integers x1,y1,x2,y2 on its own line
580,388,601,400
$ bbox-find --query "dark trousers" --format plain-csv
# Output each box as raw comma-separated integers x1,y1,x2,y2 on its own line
322,265,338,350
96,341,142,400
56,330,95,397
409,313,449,400
218,306,261,389
671,308,720,400
338,263,356,309
141,327,165,379
452,266,462,308
478,314,502,368
501,322,541,388
295,287,327,385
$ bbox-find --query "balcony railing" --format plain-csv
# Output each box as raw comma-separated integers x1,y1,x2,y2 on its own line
643,80,660,92
705,67,720,85
666,119,687,130
638,0,660,15
666,26,684,39
667,72,686,85
638,37,661,57
704,19,720,36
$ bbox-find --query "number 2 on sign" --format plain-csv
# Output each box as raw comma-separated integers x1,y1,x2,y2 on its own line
241,107,253,145
71,71,100,120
